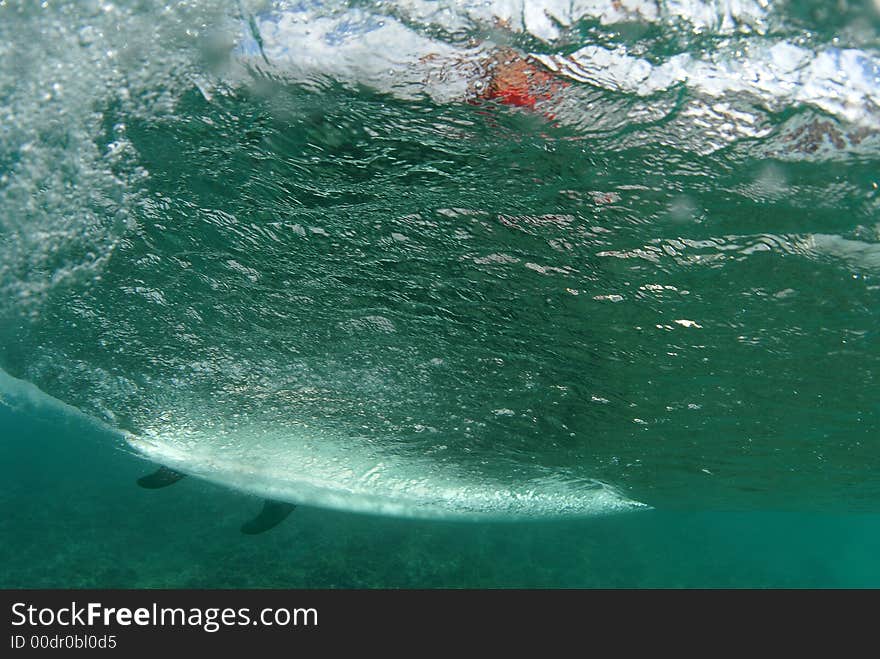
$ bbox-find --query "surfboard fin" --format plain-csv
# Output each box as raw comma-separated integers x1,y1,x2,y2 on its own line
241,499,296,535
137,466,187,489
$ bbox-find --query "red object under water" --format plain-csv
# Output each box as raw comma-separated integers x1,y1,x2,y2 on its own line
486,82,540,109
482,54,565,115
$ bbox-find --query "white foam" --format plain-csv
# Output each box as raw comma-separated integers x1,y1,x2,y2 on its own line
126,427,647,520
237,1,880,133
234,0,772,101
0,1,237,315
536,41,880,127
0,365,646,519
382,0,767,40
234,6,485,104
0,366,121,436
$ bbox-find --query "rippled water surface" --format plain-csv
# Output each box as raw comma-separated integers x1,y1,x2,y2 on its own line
2,0,880,585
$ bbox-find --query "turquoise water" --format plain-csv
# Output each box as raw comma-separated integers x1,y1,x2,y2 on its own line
3,0,880,586
4,401,880,588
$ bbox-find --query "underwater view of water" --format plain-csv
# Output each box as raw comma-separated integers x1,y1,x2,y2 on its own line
2,0,880,587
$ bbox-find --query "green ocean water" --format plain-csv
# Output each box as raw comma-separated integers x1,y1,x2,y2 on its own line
0,404,880,588
4,402,880,588
3,0,880,587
